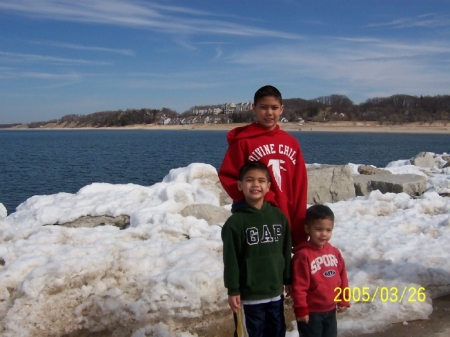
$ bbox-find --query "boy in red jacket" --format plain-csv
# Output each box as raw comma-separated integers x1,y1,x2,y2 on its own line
218,85,308,247
291,204,350,337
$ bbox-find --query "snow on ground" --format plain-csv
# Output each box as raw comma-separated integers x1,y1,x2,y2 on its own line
0,154,449,336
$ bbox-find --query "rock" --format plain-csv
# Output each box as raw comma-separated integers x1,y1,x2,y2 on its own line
217,182,233,206
54,215,130,230
353,174,426,197
358,165,392,175
0,203,6,219
180,204,231,225
411,152,435,168
211,161,432,208
307,165,356,204
443,161,450,168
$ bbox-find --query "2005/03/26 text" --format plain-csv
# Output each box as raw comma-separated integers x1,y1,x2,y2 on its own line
334,286,426,303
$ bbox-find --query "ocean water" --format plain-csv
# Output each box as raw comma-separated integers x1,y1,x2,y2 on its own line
0,129,448,214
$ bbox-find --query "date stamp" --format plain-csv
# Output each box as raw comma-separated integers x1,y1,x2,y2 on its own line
334,286,426,303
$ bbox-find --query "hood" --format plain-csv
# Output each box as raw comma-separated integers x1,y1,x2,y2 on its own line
293,241,330,254
231,200,247,213
226,122,280,145
231,200,271,214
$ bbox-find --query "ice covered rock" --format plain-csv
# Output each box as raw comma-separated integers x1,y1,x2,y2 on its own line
307,165,356,204
358,165,392,175
411,152,435,168
353,174,427,197
0,203,6,219
55,214,130,229
180,204,231,225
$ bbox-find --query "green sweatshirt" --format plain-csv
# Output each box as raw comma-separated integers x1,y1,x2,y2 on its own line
221,201,292,301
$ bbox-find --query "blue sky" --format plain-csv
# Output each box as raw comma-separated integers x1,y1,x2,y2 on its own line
1,0,449,124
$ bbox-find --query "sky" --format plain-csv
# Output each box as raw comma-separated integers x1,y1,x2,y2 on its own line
1,0,450,124
1,154,449,336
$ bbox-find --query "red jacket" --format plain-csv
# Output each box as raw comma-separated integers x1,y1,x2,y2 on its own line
291,241,350,317
218,122,308,246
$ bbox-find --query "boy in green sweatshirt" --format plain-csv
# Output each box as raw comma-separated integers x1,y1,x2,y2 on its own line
221,161,292,337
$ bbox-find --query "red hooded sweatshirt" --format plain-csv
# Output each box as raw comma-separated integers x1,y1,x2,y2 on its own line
218,122,308,246
291,241,350,318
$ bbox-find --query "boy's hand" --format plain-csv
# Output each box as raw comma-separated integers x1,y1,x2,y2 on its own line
297,315,309,323
337,305,348,313
284,285,292,298
228,295,241,313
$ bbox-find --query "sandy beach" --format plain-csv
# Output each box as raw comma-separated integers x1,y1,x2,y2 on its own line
8,120,450,134
150,121,450,134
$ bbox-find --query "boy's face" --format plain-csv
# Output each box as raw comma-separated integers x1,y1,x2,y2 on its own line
252,96,283,130
238,169,270,207
305,218,334,247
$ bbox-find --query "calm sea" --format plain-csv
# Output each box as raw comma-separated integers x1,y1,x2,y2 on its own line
0,129,448,214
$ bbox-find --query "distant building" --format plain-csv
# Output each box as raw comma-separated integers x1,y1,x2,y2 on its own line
191,100,251,116
222,101,252,114
236,102,252,112
222,103,236,114
158,116,171,125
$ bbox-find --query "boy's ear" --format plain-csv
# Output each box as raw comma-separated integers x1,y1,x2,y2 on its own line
237,180,243,191
267,182,271,189
304,224,310,234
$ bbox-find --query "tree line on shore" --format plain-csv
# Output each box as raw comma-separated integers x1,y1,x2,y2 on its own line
2,93,449,129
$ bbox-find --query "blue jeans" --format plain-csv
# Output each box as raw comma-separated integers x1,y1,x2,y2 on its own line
297,309,337,337
233,298,286,337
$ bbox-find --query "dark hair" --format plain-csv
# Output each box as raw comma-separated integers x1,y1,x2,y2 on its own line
238,161,271,182
306,204,335,225
254,85,282,105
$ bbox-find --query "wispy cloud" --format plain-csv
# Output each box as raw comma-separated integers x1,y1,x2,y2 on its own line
366,13,450,29
227,36,450,101
213,47,223,60
0,69,81,80
353,54,440,63
31,40,135,56
0,0,302,39
0,51,112,65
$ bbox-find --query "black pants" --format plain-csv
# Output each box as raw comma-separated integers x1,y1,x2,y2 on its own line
297,309,337,337
233,298,286,337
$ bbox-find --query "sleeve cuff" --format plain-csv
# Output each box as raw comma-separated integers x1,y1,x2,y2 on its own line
294,306,309,317
227,288,240,296
338,301,351,307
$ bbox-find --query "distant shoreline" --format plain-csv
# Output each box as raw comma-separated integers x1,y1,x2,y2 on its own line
3,121,450,134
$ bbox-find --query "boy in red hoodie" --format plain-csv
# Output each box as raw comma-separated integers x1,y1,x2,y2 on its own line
291,204,350,337
218,85,308,247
